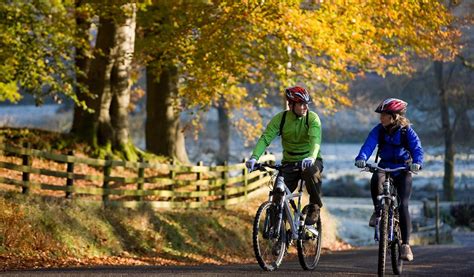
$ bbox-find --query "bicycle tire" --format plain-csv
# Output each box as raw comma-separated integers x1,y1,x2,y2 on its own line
253,201,286,271
378,199,390,277
391,213,403,275
297,217,322,270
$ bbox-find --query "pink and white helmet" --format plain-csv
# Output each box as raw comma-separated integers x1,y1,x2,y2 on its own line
375,98,407,114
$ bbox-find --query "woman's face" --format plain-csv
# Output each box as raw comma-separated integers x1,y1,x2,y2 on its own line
293,102,308,117
380,112,394,127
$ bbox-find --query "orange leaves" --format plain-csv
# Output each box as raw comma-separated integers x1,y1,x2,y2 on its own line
0,198,67,263
139,0,459,121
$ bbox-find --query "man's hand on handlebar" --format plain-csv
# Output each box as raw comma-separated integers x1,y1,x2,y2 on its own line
301,157,315,170
246,158,257,172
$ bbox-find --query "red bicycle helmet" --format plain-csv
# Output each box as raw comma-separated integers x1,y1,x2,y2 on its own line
375,98,407,114
285,86,312,104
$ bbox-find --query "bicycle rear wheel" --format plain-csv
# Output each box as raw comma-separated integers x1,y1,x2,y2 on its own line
378,200,389,277
297,217,322,270
391,214,403,275
253,201,286,271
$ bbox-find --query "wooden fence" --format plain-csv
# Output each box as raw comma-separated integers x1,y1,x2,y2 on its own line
0,144,276,208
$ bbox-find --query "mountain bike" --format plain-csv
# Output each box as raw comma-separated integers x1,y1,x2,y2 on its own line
363,164,410,277
252,162,322,271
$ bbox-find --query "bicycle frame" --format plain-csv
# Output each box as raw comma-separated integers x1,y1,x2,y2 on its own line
272,180,319,241
261,163,319,242
368,165,406,242
253,162,323,271
362,163,412,276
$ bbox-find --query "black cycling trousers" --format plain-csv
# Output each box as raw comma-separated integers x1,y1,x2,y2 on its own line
279,159,324,208
370,172,413,244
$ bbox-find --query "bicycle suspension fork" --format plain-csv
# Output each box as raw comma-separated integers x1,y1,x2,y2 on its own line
272,176,286,240
375,176,397,242
375,175,392,241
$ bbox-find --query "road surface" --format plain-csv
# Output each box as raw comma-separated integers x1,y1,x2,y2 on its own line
3,244,473,276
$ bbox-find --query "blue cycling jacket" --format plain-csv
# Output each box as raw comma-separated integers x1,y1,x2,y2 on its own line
355,124,424,170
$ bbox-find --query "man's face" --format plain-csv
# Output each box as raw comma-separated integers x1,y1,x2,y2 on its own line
293,102,308,117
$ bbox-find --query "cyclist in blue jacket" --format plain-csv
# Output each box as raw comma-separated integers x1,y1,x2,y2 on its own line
355,98,423,262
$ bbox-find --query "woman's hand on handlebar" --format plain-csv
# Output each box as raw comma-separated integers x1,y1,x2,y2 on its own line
355,159,366,168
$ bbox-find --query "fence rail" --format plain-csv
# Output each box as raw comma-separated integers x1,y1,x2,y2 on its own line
0,144,276,208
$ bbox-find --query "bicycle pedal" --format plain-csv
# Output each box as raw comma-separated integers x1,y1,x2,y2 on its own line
305,225,319,237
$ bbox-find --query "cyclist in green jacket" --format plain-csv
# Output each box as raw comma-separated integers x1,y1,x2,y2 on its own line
246,86,323,225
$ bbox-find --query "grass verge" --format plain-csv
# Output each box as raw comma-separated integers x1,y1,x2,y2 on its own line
0,189,349,270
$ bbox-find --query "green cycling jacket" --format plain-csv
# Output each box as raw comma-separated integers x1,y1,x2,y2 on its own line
251,110,322,162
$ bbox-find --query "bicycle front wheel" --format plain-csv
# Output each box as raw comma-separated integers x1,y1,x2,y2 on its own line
391,213,403,275
297,217,322,270
253,201,286,271
378,200,390,277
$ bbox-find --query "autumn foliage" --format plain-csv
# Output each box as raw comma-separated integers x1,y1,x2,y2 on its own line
138,1,459,140
0,1,460,149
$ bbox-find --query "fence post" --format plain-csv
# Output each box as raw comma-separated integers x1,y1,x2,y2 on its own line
422,198,430,218
136,157,145,201
435,193,440,244
221,161,228,205
168,159,176,201
21,142,30,194
196,161,203,202
65,150,74,199
102,155,111,205
242,158,248,199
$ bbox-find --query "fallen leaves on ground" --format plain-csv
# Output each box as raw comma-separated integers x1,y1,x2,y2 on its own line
1,240,352,271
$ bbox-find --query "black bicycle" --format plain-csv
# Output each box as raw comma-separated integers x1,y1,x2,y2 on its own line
363,164,410,277
252,162,322,271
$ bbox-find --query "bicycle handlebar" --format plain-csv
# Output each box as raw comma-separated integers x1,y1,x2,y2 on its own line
364,163,410,173
254,162,303,172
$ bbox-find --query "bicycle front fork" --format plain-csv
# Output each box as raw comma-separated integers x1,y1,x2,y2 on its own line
374,198,396,242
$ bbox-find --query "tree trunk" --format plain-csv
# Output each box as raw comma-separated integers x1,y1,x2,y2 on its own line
71,14,115,145
70,3,137,160
145,65,189,163
109,3,136,157
71,0,92,137
217,99,230,164
90,16,115,147
434,61,455,201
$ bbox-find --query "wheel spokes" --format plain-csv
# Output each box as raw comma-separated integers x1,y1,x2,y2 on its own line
254,202,285,270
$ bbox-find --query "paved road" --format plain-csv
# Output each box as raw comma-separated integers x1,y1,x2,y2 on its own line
2,245,473,276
